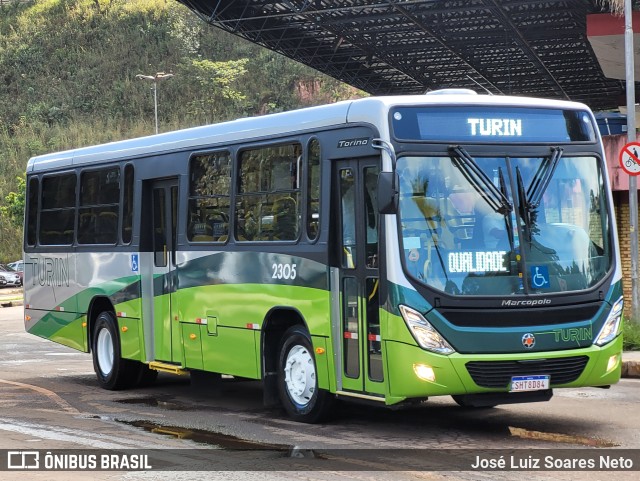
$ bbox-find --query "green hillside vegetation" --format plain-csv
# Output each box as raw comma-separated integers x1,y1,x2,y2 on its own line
0,0,363,262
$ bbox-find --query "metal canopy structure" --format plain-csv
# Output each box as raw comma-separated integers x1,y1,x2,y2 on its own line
176,0,630,111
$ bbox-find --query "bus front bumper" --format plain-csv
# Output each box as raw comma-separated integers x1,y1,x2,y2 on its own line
384,335,623,404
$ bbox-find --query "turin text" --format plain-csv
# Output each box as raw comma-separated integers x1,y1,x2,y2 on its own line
468,118,522,137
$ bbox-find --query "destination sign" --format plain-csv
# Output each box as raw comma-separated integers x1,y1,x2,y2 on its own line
391,106,595,143
448,251,508,273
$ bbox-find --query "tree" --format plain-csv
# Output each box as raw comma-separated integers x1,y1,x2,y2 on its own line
187,58,249,123
1,176,25,227
0,177,24,262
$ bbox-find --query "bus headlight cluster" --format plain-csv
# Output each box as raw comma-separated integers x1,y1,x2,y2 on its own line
595,297,624,347
399,305,455,355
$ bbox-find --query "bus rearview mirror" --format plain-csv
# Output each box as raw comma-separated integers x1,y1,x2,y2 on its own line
377,172,398,214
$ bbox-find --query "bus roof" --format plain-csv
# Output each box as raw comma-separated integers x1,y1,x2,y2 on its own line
26,93,591,173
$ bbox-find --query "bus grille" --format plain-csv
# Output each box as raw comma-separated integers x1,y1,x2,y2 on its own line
465,356,589,388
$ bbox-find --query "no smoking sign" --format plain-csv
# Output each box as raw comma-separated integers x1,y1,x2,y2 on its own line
619,141,640,176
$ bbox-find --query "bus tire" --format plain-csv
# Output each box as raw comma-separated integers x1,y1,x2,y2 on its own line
277,325,332,423
91,311,137,390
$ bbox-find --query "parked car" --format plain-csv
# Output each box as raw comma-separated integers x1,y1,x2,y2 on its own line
0,265,21,287
7,260,23,272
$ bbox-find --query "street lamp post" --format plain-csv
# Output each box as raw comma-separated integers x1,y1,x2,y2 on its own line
136,72,174,134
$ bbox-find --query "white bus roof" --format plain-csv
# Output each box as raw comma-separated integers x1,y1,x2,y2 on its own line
26,94,591,173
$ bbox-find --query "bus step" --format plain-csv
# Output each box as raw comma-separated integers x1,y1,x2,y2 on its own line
148,361,188,376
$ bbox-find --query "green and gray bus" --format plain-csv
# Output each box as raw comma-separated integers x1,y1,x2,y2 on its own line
24,91,624,422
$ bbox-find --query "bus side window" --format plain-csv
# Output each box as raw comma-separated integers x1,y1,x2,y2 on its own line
188,151,231,243
40,173,76,246
78,168,120,245
236,143,301,242
122,164,134,244
306,138,321,241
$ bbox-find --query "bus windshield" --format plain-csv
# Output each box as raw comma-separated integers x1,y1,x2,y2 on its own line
397,154,612,296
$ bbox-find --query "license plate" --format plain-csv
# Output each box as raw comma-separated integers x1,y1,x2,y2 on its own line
510,375,550,392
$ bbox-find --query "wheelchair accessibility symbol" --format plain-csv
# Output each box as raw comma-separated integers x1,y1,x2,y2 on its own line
530,265,550,289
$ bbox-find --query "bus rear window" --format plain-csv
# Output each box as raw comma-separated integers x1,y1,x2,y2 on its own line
26,177,39,246
391,106,596,143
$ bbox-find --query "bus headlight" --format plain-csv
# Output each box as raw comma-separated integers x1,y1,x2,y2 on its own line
595,297,624,347
399,305,455,355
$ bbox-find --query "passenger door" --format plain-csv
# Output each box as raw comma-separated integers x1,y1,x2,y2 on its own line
334,159,385,396
148,178,181,364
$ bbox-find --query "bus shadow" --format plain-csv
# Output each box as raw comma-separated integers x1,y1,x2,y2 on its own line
324,399,618,447
57,373,619,448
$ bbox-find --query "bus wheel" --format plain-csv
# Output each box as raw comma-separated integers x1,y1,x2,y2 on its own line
277,326,332,423
92,311,136,390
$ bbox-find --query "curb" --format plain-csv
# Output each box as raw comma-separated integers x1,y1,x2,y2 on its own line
0,299,23,308
622,360,640,379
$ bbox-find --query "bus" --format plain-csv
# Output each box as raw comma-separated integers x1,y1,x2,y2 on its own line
23,90,624,422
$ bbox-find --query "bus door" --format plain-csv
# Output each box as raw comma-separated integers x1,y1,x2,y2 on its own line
147,178,181,364
334,159,385,396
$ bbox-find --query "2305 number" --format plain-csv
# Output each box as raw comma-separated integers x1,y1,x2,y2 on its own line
272,263,297,280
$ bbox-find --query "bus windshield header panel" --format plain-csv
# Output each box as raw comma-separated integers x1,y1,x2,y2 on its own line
391,106,596,143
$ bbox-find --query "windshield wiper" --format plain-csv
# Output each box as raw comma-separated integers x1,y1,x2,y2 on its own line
515,166,530,241
498,166,514,249
448,145,512,215
516,146,562,242
526,146,563,209
517,165,555,254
